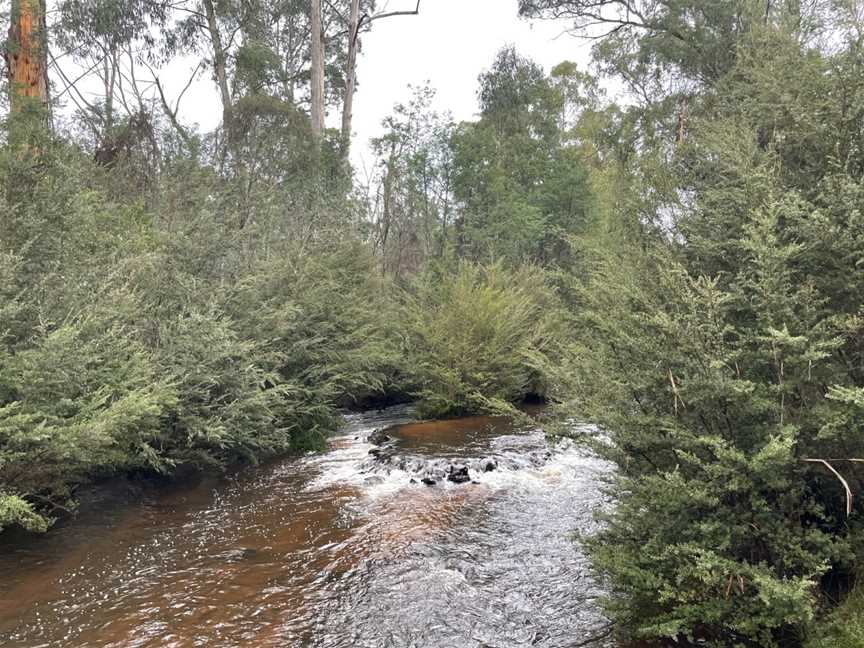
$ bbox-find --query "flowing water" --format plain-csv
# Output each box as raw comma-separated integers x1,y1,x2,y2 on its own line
0,407,614,647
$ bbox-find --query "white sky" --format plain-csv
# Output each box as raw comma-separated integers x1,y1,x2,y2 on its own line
347,0,593,172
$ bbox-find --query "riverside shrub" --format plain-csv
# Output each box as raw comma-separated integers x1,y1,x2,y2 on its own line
564,22,864,647
0,144,402,533
401,261,566,418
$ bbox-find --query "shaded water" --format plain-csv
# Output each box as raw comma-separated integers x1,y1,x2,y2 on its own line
0,407,614,647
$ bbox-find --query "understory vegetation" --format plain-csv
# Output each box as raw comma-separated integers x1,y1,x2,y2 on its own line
806,578,864,648
0,35,578,533
2,0,864,645
521,1,864,645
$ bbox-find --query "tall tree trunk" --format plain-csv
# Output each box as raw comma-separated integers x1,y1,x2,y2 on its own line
203,0,253,226
340,0,361,156
7,0,49,113
310,0,325,138
338,0,421,161
5,0,49,209
379,139,398,274
203,0,233,135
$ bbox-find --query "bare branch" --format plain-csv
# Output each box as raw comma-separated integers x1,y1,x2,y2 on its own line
323,0,349,24
174,61,203,114
802,459,854,516
51,55,106,103
365,0,421,26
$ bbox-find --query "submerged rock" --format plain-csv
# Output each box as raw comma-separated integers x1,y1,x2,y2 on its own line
215,547,259,563
368,428,394,446
479,458,498,473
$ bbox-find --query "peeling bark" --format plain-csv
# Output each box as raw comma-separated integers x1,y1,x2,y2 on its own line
7,0,49,113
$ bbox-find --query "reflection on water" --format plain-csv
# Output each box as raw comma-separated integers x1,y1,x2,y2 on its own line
0,406,614,647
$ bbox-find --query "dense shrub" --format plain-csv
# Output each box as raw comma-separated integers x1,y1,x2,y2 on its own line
400,261,566,418
225,241,406,445
806,581,864,648
572,245,860,646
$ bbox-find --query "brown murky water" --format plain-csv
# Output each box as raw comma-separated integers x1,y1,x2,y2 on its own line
0,407,613,647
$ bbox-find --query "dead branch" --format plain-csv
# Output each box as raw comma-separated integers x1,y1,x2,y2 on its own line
364,0,421,28
802,458,854,516
668,368,685,414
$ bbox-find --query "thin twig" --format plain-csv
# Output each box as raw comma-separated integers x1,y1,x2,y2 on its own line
668,368,685,414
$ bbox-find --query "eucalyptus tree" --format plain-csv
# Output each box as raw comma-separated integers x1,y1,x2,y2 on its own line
338,0,420,160
451,47,592,266
367,83,454,278
309,0,323,137
6,0,50,159
7,0,49,113
54,0,169,130
518,0,839,140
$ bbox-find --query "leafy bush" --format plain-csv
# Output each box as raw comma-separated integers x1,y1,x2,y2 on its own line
571,236,862,646
566,116,864,648
225,241,406,447
400,261,566,417
551,16,864,645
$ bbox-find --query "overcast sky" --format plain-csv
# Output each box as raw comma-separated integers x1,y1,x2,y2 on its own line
346,0,593,172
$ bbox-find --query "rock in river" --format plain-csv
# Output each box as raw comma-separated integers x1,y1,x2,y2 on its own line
447,464,471,484
479,457,498,472
367,428,394,446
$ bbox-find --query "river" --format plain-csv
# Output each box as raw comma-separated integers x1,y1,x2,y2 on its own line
0,406,614,647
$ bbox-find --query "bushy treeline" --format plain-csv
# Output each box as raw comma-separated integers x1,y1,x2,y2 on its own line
517,0,864,645
1,22,593,534
0,139,406,532
12,0,864,643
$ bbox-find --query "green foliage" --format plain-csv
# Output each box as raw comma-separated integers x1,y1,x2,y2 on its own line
401,261,566,418
9,12,860,648
519,1,832,108
451,48,593,266
806,580,864,648
366,84,456,278
572,243,855,645
555,8,864,646
226,241,405,442
0,133,404,533
0,493,48,533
